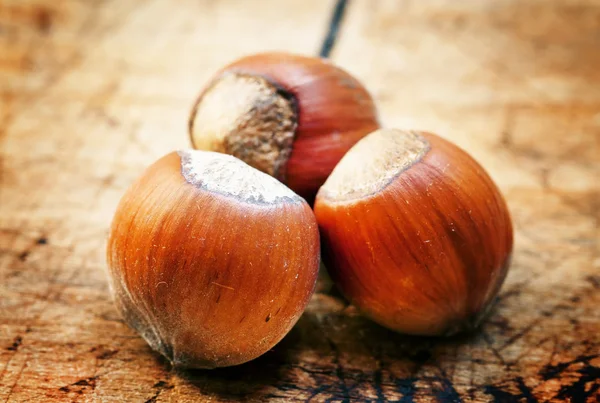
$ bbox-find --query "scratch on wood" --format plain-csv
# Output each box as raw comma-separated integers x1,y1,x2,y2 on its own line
5,355,28,403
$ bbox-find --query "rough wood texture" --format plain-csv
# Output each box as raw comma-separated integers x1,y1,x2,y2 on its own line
1,0,598,401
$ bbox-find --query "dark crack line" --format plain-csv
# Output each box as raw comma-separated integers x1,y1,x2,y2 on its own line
482,331,509,367
319,0,349,58
306,384,331,402
499,284,599,352
431,361,463,403
372,345,386,403
325,335,350,401
5,356,28,403
290,363,335,377
515,377,538,403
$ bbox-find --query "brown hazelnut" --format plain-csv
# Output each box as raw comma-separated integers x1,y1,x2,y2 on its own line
314,129,513,336
107,150,320,368
189,52,379,203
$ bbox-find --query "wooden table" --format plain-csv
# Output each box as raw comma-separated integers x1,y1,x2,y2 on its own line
1,0,598,401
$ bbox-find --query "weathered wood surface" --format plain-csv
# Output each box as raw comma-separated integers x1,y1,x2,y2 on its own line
0,0,598,401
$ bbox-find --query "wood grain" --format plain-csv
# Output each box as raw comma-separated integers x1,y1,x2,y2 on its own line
1,0,598,401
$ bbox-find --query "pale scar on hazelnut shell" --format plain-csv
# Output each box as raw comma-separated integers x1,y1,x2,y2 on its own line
319,129,431,201
189,73,297,181
178,150,302,205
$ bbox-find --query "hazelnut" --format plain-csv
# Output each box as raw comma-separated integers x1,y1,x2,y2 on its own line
189,52,379,203
314,129,513,336
107,150,320,368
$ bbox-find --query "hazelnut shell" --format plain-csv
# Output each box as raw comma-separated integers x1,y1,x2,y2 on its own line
314,129,513,336
107,151,320,368
189,52,380,203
